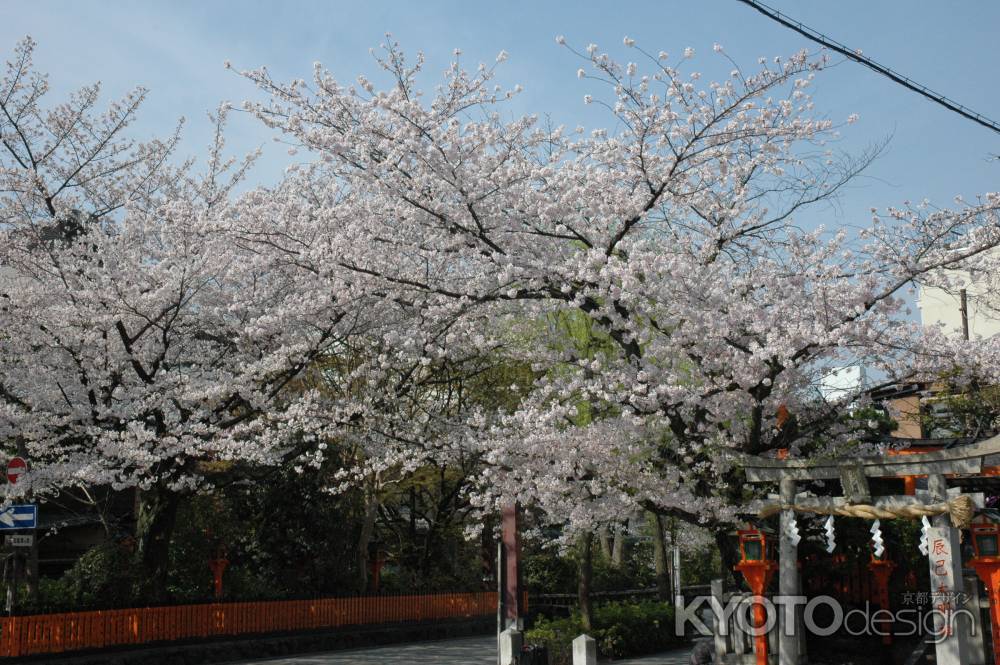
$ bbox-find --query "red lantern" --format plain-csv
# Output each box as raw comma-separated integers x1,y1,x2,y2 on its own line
208,544,229,600
734,528,778,665
868,542,895,646
968,516,1000,665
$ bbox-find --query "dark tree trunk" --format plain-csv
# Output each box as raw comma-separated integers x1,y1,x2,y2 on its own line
611,522,626,567
648,512,670,600
578,531,594,631
356,484,379,593
480,522,496,589
133,485,181,601
599,526,613,561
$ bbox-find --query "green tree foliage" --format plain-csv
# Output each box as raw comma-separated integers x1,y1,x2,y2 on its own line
922,375,1000,438
167,470,364,600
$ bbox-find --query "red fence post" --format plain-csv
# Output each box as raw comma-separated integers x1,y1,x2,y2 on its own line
4,616,19,658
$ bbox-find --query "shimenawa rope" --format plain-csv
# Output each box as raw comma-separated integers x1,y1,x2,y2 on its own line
758,494,974,529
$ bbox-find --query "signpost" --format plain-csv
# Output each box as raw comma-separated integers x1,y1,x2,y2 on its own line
0,502,36,616
5,457,26,485
0,505,36,530
4,453,35,616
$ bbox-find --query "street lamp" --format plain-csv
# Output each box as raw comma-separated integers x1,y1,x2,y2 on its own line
737,528,776,564
970,518,1000,558
734,528,777,665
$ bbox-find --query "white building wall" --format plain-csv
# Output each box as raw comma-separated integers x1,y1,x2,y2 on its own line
918,259,1000,339
819,365,866,402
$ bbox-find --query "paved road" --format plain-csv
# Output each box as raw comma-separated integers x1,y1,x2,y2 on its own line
236,635,696,664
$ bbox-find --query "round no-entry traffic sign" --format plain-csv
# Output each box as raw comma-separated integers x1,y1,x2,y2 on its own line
6,457,27,485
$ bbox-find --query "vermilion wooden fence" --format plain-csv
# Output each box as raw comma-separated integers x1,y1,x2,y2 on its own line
0,591,504,658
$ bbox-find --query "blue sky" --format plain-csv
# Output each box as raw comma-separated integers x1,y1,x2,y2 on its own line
4,1,999,228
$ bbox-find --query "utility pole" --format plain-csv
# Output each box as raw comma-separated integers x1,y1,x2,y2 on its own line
496,539,503,665
672,542,682,600
960,288,970,340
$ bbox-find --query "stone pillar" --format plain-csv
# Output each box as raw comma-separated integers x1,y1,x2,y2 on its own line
926,474,969,665
794,543,807,663
572,634,597,665
778,477,799,665
672,543,682,599
711,578,730,661
962,573,986,665
928,474,949,529
499,628,523,665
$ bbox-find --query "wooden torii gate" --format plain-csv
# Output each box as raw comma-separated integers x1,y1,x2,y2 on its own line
741,433,1000,665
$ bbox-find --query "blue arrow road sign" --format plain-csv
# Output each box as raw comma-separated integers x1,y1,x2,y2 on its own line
0,505,36,529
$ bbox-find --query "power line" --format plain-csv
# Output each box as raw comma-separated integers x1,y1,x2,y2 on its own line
735,0,1000,136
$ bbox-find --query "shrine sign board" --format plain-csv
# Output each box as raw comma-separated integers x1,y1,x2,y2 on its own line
4,534,32,548
925,526,969,663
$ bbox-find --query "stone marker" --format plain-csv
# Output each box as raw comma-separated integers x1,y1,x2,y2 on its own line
572,634,597,665
499,628,523,665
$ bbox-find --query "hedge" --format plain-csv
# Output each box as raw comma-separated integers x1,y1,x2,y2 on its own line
524,600,685,664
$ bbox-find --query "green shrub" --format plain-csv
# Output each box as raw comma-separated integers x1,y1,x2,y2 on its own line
524,549,578,594
525,600,683,664
24,541,138,613
525,616,574,665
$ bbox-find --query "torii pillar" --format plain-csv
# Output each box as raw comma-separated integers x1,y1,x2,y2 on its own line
778,478,800,665
926,474,969,665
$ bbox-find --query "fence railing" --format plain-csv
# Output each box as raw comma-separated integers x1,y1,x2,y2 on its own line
529,585,709,614
0,591,502,658
529,588,661,613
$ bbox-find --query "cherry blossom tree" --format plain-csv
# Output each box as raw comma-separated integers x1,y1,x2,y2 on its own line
5,29,1000,592
0,38,398,595
237,36,1000,559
